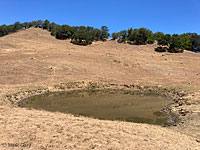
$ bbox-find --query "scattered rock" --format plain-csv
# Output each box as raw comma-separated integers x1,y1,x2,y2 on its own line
196,139,200,143
124,84,131,88
113,59,120,63
155,46,168,52
168,49,184,53
179,109,190,116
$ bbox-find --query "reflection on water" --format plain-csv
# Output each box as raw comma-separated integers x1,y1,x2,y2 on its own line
23,91,172,125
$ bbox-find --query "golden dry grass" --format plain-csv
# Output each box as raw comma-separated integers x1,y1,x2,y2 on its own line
0,28,200,149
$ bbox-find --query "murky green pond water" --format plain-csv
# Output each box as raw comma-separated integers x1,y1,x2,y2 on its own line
22,91,173,125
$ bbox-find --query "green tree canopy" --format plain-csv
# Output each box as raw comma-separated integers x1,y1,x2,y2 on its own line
129,28,153,45
170,34,182,49
100,26,109,41
42,19,50,30
179,34,192,50
111,33,119,40
154,32,166,46
1,20,200,49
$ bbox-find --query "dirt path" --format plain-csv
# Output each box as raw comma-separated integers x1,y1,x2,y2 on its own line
0,28,200,149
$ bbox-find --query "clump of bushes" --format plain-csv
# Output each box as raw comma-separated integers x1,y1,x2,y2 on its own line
112,28,200,53
154,32,198,53
0,20,45,37
0,20,110,46
112,28,154,45
45,21,110,46
1,20,200,51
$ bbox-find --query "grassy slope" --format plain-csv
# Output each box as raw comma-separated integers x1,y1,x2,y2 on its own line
0,28,199,149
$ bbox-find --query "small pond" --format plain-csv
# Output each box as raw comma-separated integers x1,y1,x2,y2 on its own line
21,91,174,125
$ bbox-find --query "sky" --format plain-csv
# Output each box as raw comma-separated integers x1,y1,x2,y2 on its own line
0,0,200,34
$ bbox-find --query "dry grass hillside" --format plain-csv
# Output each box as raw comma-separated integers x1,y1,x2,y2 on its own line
0,28,200,149
0,28,200,86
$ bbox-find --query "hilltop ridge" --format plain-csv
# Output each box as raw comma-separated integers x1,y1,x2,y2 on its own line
0,28,199,85
0,28,200,149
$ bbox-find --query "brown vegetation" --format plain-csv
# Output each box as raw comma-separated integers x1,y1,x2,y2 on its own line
0,28,200,149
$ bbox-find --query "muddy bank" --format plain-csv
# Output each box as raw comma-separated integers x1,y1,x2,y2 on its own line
1,105,200,150
0,81,199,149
2,81,188,126
17,89,174,126
0,28,200,149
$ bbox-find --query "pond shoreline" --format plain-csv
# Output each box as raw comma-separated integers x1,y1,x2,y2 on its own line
2,81,187,127
0,28,200,149
17,89,176,126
